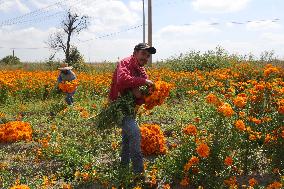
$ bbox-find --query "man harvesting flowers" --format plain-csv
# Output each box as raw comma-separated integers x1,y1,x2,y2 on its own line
57,63,77,105
108,43,156,183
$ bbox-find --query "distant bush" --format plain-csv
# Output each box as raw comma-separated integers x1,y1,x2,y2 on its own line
68,47,87,71
0,55,21,65
164,47,232,72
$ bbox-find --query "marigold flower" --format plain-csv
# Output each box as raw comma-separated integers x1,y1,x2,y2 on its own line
263,64,280,77
218,103,234,117
184,156,199,172
224,156,233,166
233,95,247,108
248,178,258,187
251,118,261,125
10,185,30,189
206,93,220,106
224,176,237,187
235,120,246,131
183,124,197,136
144,81,173,110
180,177,189,186
163,184,171,189
140,124,167,156
62,183,72,189
239,111,246,118
196,143,210,158
266,181,282,189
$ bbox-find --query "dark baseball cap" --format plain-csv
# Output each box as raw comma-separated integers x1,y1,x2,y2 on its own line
134,43,156,54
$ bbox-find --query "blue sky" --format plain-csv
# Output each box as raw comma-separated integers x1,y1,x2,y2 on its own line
0,0,283,62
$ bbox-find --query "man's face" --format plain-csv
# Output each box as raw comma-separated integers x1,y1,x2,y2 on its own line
134,49,151,67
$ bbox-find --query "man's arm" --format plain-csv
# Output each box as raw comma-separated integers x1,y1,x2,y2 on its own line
116,60,146,90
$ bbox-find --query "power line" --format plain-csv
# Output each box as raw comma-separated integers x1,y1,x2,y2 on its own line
0,0,91,27
182,18,280,26
0,0,68,26
78,24,144,43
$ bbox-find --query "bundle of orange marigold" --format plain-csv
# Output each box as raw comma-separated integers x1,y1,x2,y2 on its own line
10,184,30,189
0,121,32,143
143,81,173,110
58,79,79,93
140,123,167,156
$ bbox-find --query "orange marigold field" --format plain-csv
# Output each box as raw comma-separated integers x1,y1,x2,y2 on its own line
0,121,32,143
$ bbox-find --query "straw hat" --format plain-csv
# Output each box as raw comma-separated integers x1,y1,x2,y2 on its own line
58,63,73,71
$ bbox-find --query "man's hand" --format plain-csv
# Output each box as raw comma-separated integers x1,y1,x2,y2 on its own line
145,79,154,86
132,87,142,98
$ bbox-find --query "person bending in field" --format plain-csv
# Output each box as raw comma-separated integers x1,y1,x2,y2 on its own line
108,43,156,186
57,63,77,105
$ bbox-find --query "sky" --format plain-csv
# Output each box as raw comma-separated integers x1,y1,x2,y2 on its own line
0,0,284,62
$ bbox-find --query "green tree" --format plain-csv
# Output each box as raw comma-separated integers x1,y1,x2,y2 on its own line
0,55,21,65
48,10,89,66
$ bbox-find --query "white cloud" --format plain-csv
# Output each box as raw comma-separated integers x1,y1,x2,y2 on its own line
29,0,54,9
129,0,143,12
0,27,57,61
155,22,220,39
191,0,251,13
0,0,30,13
260,33,284,45
246,20,281,31
67,0,140,33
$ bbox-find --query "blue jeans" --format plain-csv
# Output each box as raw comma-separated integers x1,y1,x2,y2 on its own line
65,92,75,105
120,116,144,174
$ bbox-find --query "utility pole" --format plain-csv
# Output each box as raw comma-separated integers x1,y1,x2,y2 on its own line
148,0,152,65
142,0,145,43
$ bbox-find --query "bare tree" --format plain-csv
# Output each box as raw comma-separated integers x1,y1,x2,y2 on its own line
48,11,88,64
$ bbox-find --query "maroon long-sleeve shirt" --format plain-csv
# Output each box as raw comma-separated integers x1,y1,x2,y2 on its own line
109,55,148,105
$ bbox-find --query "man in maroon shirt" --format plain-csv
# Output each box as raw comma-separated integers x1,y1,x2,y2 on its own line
109,43,156,184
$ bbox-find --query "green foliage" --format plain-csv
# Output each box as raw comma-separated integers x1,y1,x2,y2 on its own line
68,47,87,71
164,46,231,72
0,55,21,65
94,92,136,130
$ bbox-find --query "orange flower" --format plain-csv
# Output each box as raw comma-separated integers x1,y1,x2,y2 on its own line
233,95,247,108
224,156,233,166
163,184,171,189
218,103,234,117
205,93,220,106
144,81,173,110
235,120,246,131
263,64,280,77
183,124,197,136
140,124,167,156
224,176,237,187
180,177,189,186
266,181,282,189
252,118,261,125
248,178,258,187
196,143,210,158
10,185,30,189
239,111,246,118
62,183,72,189
184,156,199,172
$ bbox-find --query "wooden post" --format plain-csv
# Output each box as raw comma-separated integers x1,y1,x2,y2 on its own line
142,0,145,43
148,0,152,65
